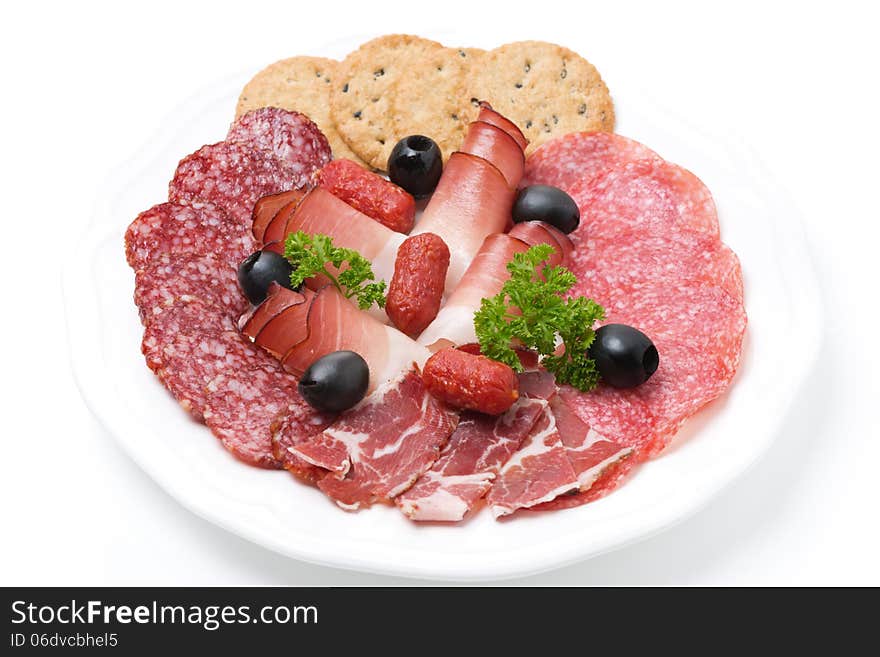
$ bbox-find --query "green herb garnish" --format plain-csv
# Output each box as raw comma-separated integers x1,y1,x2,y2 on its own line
283,231,387,310
473,244,605,391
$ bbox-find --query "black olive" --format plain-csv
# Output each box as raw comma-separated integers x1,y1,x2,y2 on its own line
237,250,298,305
298,351,370,413
387,135,443,198
512,185,580,234
588,324,659,388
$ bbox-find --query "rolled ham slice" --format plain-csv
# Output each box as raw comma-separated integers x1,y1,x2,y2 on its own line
416,223,572,350
281,186,405,286
252,188,305,244
460,121,524,188
240,284,429,392
476,101,529,152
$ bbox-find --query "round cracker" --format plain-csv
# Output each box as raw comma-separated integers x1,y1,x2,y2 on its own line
236,56,367,166
389,46,478,166
331,34,451,170
466,41,615,155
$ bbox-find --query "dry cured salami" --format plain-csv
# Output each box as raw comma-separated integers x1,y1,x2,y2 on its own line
134,253,249,324
226,107,331,190
168,141,295,227
125,202,254,270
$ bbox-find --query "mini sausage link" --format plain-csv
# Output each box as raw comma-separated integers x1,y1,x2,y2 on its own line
386,233,449,338
314,158,416,233
422,347,519,415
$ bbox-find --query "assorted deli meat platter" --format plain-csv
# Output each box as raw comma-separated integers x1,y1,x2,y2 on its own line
122,35,747,526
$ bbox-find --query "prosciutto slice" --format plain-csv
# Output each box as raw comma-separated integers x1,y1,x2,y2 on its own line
275,186,406,285
291,370,459,510
396,395,545,522
417,223,571,350
240,284,429,391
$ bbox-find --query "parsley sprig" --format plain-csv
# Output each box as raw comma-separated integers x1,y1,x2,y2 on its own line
283,231,387,310
473,244,605,391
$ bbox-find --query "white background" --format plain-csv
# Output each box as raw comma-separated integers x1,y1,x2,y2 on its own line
2,0,878,585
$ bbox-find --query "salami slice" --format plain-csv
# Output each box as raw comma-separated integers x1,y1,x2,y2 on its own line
140,297,237,420
125,202,254,270
521,132,662,193
570,226,743,305
134,253,249,325
202,334,325,470
168,141,295,227
569,159,720,241
227,107,331,190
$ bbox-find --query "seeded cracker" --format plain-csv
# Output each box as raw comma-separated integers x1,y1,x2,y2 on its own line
466,41,615,155
235,56,367,165
331,35,450,171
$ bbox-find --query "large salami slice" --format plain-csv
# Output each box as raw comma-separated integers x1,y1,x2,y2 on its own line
134,253,249,325
202,335,325,470
168,141,295,227
227,107,331,190
140,297,237,420
569,159,720,240
125,202,254,270
521,132,662,193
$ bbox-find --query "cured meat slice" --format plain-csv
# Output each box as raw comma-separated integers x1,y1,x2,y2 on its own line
168,141,295,227
134,253,248,324
271,411,335,483
569,226,743,304
140,297,237,420
549,394,633,491
202,331,324,469
396,393,546,522
486,402,579,517
226,107,331,189
521,132,662,193
290,370,459,510
412,152,517,295
241,285,430,392
476,101,529,152
568,159,720,242
125,202,254,270
460,121,525,188
417,223,569,350
252,189,306,244
280,186,406,286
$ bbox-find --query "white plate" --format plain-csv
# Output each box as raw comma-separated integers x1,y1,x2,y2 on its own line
64,38,822,581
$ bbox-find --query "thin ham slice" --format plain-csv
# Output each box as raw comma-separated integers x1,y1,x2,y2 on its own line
412,152,516,295
486,401,579,518
476,101,529,152
291,370,459,510
240,284,429,392
460,121,525,188
396,394,546,522
417,223,571,350
278,185,405,286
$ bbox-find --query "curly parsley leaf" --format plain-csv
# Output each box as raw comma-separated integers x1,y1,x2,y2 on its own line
473,244,605,391
283,231,387,310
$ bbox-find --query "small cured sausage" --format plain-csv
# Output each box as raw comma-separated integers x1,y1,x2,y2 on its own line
422,348,519,415
168,141,295,227
125,202,254,271
314,159,416,233
227,107,331,189
386,233,449,338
